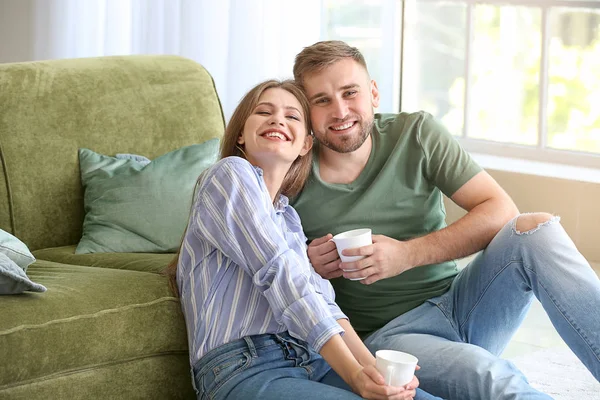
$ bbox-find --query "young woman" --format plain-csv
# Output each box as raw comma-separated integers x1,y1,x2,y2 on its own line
165,80,425,400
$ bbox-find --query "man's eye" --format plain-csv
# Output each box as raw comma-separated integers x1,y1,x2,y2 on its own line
315,98,329,105
345,90,357,97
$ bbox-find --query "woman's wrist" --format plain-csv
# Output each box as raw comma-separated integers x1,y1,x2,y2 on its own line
358,352,377,368
319,334,363,385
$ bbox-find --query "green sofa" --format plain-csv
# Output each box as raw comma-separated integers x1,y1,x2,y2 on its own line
0,55,225,399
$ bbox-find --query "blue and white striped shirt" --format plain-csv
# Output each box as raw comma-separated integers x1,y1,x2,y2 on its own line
177,157,347,365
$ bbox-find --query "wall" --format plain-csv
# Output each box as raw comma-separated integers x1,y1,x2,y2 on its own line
0,1,34,63
444,169,600,264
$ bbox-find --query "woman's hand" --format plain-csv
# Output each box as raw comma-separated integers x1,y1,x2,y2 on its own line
349,365,417,400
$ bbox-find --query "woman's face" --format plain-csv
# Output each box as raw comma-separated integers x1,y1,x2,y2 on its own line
238,88,312,168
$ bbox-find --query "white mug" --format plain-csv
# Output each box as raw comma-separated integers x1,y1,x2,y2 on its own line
375,350,418,387
329,228,372,280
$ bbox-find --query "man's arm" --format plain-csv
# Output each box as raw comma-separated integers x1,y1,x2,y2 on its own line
341,170,519,284
403,170,518,268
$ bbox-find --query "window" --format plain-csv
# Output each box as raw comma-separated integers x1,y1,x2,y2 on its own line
321,0,403,113
324,0,600,168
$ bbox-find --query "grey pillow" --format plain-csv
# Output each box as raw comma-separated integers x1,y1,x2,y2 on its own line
0,253,46,294
0,229,36,270
0,229,45,294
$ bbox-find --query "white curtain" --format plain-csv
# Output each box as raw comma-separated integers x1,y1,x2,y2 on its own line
1,0,322,119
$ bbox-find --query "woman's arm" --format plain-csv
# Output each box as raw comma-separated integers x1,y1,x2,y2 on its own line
320,334,417,399
192,158,343,350
337,318,377,366
309,268,419,397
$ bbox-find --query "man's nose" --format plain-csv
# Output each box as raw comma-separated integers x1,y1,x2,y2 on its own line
331,99,349,120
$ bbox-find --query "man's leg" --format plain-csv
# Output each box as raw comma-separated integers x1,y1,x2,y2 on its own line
364,301,552,399
443,213,600,379
365,213,600,398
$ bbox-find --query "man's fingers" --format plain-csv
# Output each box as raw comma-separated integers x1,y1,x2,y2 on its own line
342,243,374,257
324,268,344,279
341,254,372,272
343,265,375,281
308,240,337,260
308,233,333,247
361,272,381,285
320,258,341,273
320,248,341,265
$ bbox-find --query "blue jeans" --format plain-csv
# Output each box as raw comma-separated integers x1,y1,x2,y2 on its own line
365,215,600,399
191,331,441,399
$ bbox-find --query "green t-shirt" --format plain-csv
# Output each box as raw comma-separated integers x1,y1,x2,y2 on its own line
292,111,482,336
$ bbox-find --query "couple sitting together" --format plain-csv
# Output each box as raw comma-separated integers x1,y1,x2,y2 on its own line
165,40,600,400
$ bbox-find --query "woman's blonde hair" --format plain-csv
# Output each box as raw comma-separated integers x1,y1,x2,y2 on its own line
164,79,313,296
293,40,369,87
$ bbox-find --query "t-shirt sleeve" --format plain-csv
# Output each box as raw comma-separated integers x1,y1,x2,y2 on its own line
416,112,482,197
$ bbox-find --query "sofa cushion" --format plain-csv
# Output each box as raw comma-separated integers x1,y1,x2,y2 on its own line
0,260,193,399
76,139,219,254
33,245,173,273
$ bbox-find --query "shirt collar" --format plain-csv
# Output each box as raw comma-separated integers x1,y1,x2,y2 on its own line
253,165,289,214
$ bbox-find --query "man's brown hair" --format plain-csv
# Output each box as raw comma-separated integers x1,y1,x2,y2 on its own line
293,40,368,86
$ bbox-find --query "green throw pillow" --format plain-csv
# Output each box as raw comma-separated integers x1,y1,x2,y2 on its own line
76,140,220,254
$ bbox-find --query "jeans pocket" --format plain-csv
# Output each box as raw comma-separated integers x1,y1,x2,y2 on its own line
197,351,252,399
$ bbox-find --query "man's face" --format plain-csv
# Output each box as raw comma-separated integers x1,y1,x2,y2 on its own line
302,58,380,154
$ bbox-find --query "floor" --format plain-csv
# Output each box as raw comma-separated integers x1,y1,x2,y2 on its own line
456,256,600,359
502,261,600,359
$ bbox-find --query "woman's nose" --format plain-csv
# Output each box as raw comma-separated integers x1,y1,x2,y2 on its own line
269,115,285,126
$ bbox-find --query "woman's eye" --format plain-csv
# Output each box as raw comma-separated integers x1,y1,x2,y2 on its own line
287,115,301,121
256,111,270,115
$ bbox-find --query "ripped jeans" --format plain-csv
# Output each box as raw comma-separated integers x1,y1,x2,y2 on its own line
365,214,600,400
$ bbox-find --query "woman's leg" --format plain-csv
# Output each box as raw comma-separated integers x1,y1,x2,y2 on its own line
195,333,362,400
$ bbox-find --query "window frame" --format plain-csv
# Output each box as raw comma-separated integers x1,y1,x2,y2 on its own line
401,0,600,169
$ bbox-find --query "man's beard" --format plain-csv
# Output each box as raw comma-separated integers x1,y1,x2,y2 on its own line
317,118,373,154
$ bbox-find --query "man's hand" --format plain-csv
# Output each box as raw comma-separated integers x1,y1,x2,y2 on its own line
307,234,343,279
341,234,414,284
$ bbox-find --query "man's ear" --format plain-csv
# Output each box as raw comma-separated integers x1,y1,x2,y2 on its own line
299,134,313,157
371,80,380,108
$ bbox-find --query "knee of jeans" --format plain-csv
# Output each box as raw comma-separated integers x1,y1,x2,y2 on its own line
514,212,557,235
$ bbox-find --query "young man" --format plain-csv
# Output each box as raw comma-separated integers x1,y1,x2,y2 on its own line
291,40,600,399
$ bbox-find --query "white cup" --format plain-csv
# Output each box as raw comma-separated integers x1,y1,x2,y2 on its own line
329,228,372,281
375,350,418,387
